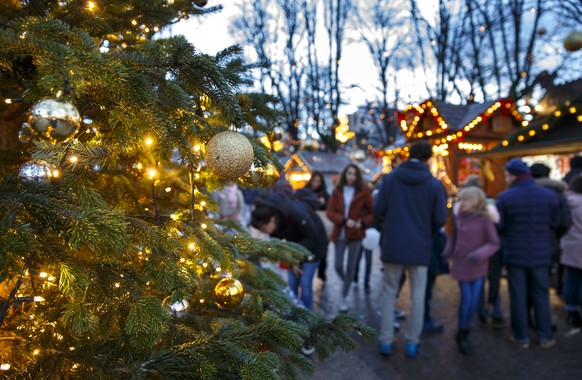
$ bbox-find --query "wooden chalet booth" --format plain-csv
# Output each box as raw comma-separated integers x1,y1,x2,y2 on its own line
378,99,526,198
472,78,582,180
283,150,354,190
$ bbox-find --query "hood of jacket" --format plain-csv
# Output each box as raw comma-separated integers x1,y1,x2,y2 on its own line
295,188,321,211
536,177,568,192
394,160,433,186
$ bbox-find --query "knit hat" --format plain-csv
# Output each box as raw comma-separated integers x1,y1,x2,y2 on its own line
530,163,550,178
505,158,530,175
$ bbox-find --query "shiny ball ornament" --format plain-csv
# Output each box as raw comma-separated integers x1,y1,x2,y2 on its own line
28,99,81,143
204,131,254,180
162,296,190,320
19,160,57,184
259,163,280,188
351,149,367,163
563,31,582,52
300,138,320,152
194,0,208,7
239,164,263,187
268,126,285,142
214,278,245,309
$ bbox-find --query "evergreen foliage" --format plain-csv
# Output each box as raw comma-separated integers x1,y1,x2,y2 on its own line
0,1,373,378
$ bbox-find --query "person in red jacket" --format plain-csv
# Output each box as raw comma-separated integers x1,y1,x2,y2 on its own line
326,164,374,312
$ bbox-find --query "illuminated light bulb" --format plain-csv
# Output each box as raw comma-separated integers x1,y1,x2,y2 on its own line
522,121,529,126
33,349,40,355
69,156,78,163
48,275,55,282
426,131,432,136
39,272,48,278
529,130,536,136
194,173,200,179
69,347,75,351
87,1,96,11
114,283,120,288
165,187,171,192
542,124,549,130
200,201,206,207
0,364,10,370
569,107,576,114
131,20,137,25
554,111,562,117
578,115,582,122
144,137,154,146
153,27,159,32
188,243,195,250
34,296,45,302
147,168,157,179
215,267,221,272
5,99,12,104
518,135,525,141
170,214,178,221
201,223,207,229
52,169,60,178
199,299,205,303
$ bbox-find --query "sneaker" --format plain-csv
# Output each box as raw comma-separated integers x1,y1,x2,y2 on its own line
422,319,444,334
539,339,556,349
507,334,529,349
378,342,392,356
339,299,349,312
404,342,419,358
394,309,406,320
492,317,507,329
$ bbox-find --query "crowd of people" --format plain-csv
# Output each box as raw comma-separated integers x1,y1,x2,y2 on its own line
213,140,582,358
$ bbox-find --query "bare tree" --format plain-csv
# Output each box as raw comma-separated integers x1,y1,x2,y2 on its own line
354,0,409,144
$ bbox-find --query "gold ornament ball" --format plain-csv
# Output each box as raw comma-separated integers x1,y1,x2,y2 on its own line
19,159,57,184
204,131,254,180
239,164,263,186
162,296,190,320
268,127,285,142
214,278,245,309
301,138,320,152
28,98,81,144
564,31,582,52
259,163,280,188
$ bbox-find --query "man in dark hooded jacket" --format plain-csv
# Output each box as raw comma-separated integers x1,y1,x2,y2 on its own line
373,140,447,358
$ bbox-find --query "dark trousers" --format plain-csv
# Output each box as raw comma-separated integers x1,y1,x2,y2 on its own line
507,265,553,342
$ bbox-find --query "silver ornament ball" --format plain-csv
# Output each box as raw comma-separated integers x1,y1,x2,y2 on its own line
19,160,57,184
28,98,81,143
162,296,191,320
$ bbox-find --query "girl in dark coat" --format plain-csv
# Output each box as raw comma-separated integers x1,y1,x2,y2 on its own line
326,164,373,312
304,171,330,282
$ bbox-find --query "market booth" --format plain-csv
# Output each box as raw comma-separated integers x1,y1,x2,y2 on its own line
472,78,582,179
283,150,354,190
378,99,525,197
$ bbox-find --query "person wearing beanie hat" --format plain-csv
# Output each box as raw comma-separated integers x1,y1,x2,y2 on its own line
497,157,564,349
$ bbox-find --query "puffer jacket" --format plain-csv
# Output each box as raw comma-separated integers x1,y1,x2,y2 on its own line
561,190,582,270
496,176,560,267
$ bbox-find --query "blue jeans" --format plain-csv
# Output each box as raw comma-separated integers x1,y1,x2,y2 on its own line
287,260,320,310
458,277,484,329
564,266,582,311
507,266,553,343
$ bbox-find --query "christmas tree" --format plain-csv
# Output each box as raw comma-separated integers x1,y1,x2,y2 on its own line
0,1,372,378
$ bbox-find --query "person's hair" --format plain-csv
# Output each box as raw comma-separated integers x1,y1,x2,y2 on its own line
337,164,365,191
465,174,483,189
458,187,488,216
409,140,433,161
306,171,327,193
250,200,276,230
571,175,582,194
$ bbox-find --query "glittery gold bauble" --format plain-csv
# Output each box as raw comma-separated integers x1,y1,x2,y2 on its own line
564,31,582,52
28,99,81,144
300,138,320,152
19,159,57,184
239,164,263,186
204,131,254,180
162,296,190,320
214,278,245,309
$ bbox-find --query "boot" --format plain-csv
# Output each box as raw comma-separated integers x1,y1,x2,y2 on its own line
456,328,471,355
